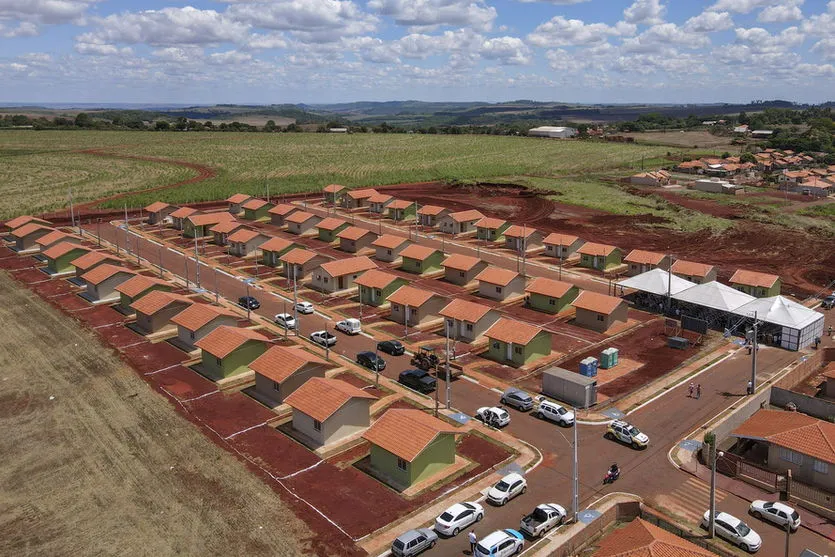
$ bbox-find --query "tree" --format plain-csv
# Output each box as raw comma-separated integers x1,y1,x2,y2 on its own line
721,151,731,159
740,152,757,164
174,116,188,131
155,120,170,131
264,119,277,132
737,111,749,125
11,114,30,126
74,113,92,127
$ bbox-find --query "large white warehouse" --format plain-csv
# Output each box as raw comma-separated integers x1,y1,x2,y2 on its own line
528,126,577,138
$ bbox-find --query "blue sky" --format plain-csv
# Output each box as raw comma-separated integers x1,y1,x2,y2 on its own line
1,0,834,105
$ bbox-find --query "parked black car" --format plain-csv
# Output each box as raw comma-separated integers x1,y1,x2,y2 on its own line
357,351,386,371
823,294,835,309
238,296,260,310
377,340,405,356
398,369,436,394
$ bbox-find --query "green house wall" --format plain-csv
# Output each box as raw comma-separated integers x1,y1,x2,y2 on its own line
318,223,350,243
401,251,444,275
325,191,346,204
388,205,417,221
47,248,89,273
369,433,455,487
359,279,408,307
119,284,173,311
733,280,781,298
579,250,622,271
262,245,296,266
476,223,510,242
528,286,579,314
200,340,266,380
183,222,209,238
243,206,271,221
487,331,551,366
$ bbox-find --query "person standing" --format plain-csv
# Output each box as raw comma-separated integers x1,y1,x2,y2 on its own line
468,530,477,555
695,384,701,399
688,382,694,398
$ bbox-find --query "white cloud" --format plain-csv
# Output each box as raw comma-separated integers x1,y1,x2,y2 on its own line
684,11,734,32
480,36,532,65
810,37,835,60
708,0,791,14
734,26,805,52
758,4,803,22
74,41,132,56
623,0,666,25
0,0,101,25
621,23,710,53
0,21,38,37
229,0,377,41
367,0,496,31
245,34,288,50
209,50,252,65
527,16,635,47
516,0,590,3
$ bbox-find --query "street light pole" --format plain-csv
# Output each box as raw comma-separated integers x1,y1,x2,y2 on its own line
709,445,724,538
572,406,579,523
245,281,251,320
784,517,791,557
751,311,758,393
445,321,451,410
293,266,299,337
194,236,200,287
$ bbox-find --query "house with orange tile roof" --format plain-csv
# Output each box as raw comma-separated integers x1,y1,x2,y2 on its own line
183,211,236,238
209,219,247,246
337,226,378,253
371,234,411,262
543,232,584,260
577,242,623,271
249,345,332,407
169,206,200,230
10,222,54,252
485,317,551,366
35,230,81,252
267,203,300,227
170,303,239,351
475,266,526,301
438,209,485,235
316,217,351,243
525,277,579,314
285,210,322,236
43,241,92,275
279,248,330,280
194,325,269,380
368,193,394,214
439,299,501,343
354,269,409,307
675,159,706,173
732,409,835,492
624,249,671,276
592,517,717,557
416,205,451,227
671,259,716,284
363,408,458,489
399,244,445,274
312,256,377,293
503,225,543,252
3,215,51,233
572,291,628,332
226,193,254,214
70,251,123,280
442,253,488,286
81,264,138,303
476,217,510,242
260,237,299,267
387,199,417,221
629,170,672,187
131,291,194,335
323,184,347,205
114,274,173,311
342,188,378,210
143,201,176,225
388,285,447,326
284,377,377,448
228,228,272,257
241,198,273,221
730,269,781,297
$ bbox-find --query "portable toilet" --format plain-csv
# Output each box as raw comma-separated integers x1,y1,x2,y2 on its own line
579,357,598,377
600,348,619,369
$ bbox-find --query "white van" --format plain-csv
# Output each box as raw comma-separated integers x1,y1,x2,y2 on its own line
535,399,574,426
335,318,362,335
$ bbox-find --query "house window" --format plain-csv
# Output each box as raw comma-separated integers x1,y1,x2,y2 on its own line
272,381,281,391
190,331,195,340
323,277,329,283
492,341,500,349
466,323,473,332
813,459,828,474
458,271,465,278
549,298,556,306
313,419,322,432
514,346,523,355
495,286,502,294
387,249,392,255
397,457,408,471
596,315,604,322
779,447,803,465
215,357,222,365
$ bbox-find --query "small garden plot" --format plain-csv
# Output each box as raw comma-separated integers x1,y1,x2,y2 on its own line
149,365,217,401
73,304,128,328
0,255,38,270
119,340,188,375
231,424,321,478
95,323,147,349
185,391,278,440
10,267,51,284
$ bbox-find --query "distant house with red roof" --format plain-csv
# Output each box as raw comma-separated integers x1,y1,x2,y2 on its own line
81,264,139,303
525,277,579,314
573,291,628,332
337,226,378,253
3,215,51,234
543,233,584,260
730,269,781,298
170,303,239,351
42,241,91,275
475,267,526,301
354,269,409,307
241,198,273,221
342,188,378,210
312,256,377,293
10,222,54,252
169,206,200,230
268,203,300,227
131,291,194,335
485,317,551,366
371,234,411,262
195,325,269,380
438,209,485,235
316,217,350,243
671,260,716,284
260,237,299,266
368,193,394,214
184,212,236,238
387,199,417,221
399,245,445,275
439,299,501,343
592,518,717,557
279,248,331,280
503,225,543,252
249,345,332,407
144,201,176,225
629,170,672,187
624,249,671,276
323,184,347,205
209,219,247,246
476,217,510,242
285,211,322,236
227,229,271,257
226,193,254,215
577,242,623,271
115,274,172,311
416,205,450,228
442,253,488,286
388,285,447,326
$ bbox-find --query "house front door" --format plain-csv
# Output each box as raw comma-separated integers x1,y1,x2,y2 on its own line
506,343,513,361
338,276,344,289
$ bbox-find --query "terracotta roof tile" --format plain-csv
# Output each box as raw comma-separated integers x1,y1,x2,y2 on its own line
485,317,543,345
242,198,270,210
10,222,53,238
227,228,268,244
347,188,378,200
70,250,122,271
285,377,376,423
371,234,410,249
323,184,345,193
194,325,269,359
577,242,619,257
130,290,193,316
317,217,349,231
35,230,76,247
671,260,714,278
504,225,538,238
573,291,625,315
170,303,238,331
625,250,666,265
260,237,296,253
337,226,375,241
113,275,171,297
368,193,393,204
387,199,415,210
476,217,507,229
227,193,252,204
354,269,405,289
399,244,441,261
417,205,446,216
475,266,520,286
439,299,493,322
209,220,244,234
442,253,483,271
280,248,319,265
593,518,717,557
388,285,439,307
187,212,236,227
821,362,835,380
249,345,329,384
144,201,172,213
268,203,298,216
526,277,574,298
362,409,458,462
4,215,50,230
42,241,90,260
169,207,199,219
320,256,377,277
81,264,136,286
449,209,485,223
730,269,780,289
286,210,317,224
732,409,835,465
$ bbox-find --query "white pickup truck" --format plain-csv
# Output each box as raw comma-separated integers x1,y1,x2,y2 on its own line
520,504,566,538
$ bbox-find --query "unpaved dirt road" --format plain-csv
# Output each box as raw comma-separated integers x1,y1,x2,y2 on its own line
0,272,312,557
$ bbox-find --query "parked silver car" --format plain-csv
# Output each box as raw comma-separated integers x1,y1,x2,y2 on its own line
391,528,437,557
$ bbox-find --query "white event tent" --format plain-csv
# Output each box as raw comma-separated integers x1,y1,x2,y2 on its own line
731,296,825,351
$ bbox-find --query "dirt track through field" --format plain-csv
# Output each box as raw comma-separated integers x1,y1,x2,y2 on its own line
0,272,312,557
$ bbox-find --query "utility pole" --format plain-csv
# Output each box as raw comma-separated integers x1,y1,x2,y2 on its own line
445,321,451,410
572,406,579,523
521,224,527,276
214,268,219,304
245,280,251,320
709,444,723,539
667,255,674,313
158,245,164,277
784,517,791,557
124,204,130,256
292,266,299,337
434,360,439,417
194,237,200,287
751,311,758,393
97,219,102,247
68,188,75,231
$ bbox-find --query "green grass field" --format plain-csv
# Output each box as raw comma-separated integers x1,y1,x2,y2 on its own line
0,131,672,217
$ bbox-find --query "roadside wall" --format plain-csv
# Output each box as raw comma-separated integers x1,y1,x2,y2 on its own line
770,387,835,421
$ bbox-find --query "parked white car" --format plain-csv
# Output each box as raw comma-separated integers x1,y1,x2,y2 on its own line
309,330,337,347
475,406,511,428
295,301,314,314
335,318,361,335
434,501,484,537
701,511,762,552
274,313,297,330
535,399,575,426
487,472,527,506
749,501,801,531
520,503,566,538
474,529,524,557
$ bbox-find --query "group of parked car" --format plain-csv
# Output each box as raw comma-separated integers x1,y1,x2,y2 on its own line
700,500,802,553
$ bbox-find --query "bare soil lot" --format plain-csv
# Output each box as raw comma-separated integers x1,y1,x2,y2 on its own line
0,272,312,557
622,130,738,150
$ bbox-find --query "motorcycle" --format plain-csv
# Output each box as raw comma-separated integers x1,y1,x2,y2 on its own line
603,468,620,485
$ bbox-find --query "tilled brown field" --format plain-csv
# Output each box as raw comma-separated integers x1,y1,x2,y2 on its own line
0,272,312,557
